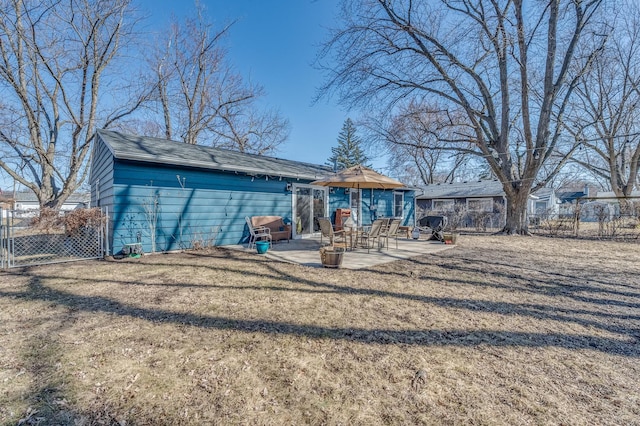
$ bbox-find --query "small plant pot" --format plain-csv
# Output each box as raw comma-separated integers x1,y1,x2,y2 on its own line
320,246,345,268
255,240,270,254
443,233,458,244
122,243,143,258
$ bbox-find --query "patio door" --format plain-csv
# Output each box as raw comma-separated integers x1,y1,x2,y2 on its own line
293,184,328,238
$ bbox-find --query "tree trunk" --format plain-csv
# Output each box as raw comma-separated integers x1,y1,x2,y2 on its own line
501,190,531,235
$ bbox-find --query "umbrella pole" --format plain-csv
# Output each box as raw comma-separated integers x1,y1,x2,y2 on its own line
357,184,360,228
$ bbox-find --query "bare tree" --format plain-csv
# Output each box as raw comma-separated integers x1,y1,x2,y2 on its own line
148,6,289,153
0,0,146,208
210,95,290,155
372,102,476,185
319,0,606,234
567,0,640,209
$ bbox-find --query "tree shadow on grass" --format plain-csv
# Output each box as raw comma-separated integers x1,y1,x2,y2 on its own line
4,245,639,424
1,271,639,358
6,261,640,331
373,254,640,310
7,308,83,425
177,246,640,304
7,246,640,344
421,254,640,292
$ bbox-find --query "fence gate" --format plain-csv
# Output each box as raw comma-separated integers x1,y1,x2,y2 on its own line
1,208,105,269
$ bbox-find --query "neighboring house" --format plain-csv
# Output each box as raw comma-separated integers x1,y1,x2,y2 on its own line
416,180,538,229
591,190,640,219
531,188,559,217
594,190,640,200
1,191,90,218
89,130,416,254
0,194,13,218
556,184,592,217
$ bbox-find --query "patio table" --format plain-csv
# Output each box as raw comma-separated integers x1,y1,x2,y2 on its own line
344,225,372,250
343,225,359,249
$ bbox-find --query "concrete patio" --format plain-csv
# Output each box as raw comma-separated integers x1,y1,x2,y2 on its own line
230,236,456,269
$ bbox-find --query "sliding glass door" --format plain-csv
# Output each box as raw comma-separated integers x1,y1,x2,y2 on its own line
293,184,328,238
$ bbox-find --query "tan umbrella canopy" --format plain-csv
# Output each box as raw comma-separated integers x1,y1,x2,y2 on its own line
311,165,405,228
310,165,405,189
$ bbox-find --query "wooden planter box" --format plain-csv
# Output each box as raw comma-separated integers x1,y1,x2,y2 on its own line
320,247,345,268
443,233,458,244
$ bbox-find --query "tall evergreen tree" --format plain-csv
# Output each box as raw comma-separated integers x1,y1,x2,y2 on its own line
327,118,370,170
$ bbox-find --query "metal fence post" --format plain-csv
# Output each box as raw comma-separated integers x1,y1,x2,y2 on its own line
0,207,4,269
104,206,110,256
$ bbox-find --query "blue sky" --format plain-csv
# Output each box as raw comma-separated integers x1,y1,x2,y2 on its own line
1,0,378,192
138,0,365,168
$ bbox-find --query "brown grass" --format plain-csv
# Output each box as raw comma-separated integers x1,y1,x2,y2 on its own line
1,235,639,425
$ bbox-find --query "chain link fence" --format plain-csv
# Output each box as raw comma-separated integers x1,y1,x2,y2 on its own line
1,207,106,269
529,197,640,240
421,203,506,234
420,196,640,240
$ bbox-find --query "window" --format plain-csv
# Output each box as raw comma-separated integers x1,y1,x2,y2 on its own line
393,192,404,218
535,201,547,214
432,199,455,212
467,198,493,212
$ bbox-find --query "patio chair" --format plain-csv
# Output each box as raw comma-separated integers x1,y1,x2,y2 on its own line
415,215,448,242
318,217,347,249
380,218,402,250
360,218,388,253
246,216,272,250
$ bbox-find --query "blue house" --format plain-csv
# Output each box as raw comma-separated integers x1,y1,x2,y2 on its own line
89,130,415,254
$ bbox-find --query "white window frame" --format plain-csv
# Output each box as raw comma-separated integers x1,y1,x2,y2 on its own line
466,198,493,212
393,191,404,218
535,201,547,214
292,183,329,238
432,199,455,212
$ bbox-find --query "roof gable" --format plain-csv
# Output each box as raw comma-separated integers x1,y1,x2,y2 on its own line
532,188,556,201
96,129,333,181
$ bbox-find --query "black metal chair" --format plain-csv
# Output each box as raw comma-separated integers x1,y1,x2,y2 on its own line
415,216,448,242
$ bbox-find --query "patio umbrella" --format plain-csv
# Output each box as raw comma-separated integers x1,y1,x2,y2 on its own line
310,165,405,226
311,164,405,189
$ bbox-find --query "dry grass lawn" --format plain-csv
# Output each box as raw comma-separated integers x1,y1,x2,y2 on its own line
1,235,639,425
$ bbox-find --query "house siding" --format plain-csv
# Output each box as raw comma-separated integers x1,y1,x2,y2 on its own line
90,131,416,254
328,192,350,224
328,188,415,227
109,160,295,252
90,134,115,215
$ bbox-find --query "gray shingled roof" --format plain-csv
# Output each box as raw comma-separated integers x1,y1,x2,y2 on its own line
97,129,334,181
557,191,586,203
12,191,90,203
532,187,555,200
417,180,505,199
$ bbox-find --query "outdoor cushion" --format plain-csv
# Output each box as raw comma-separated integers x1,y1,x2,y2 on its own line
251,216,291,242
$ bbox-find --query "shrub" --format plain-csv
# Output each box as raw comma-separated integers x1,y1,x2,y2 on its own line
29,207,104,235
29,207,63,232
63,208,105,235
